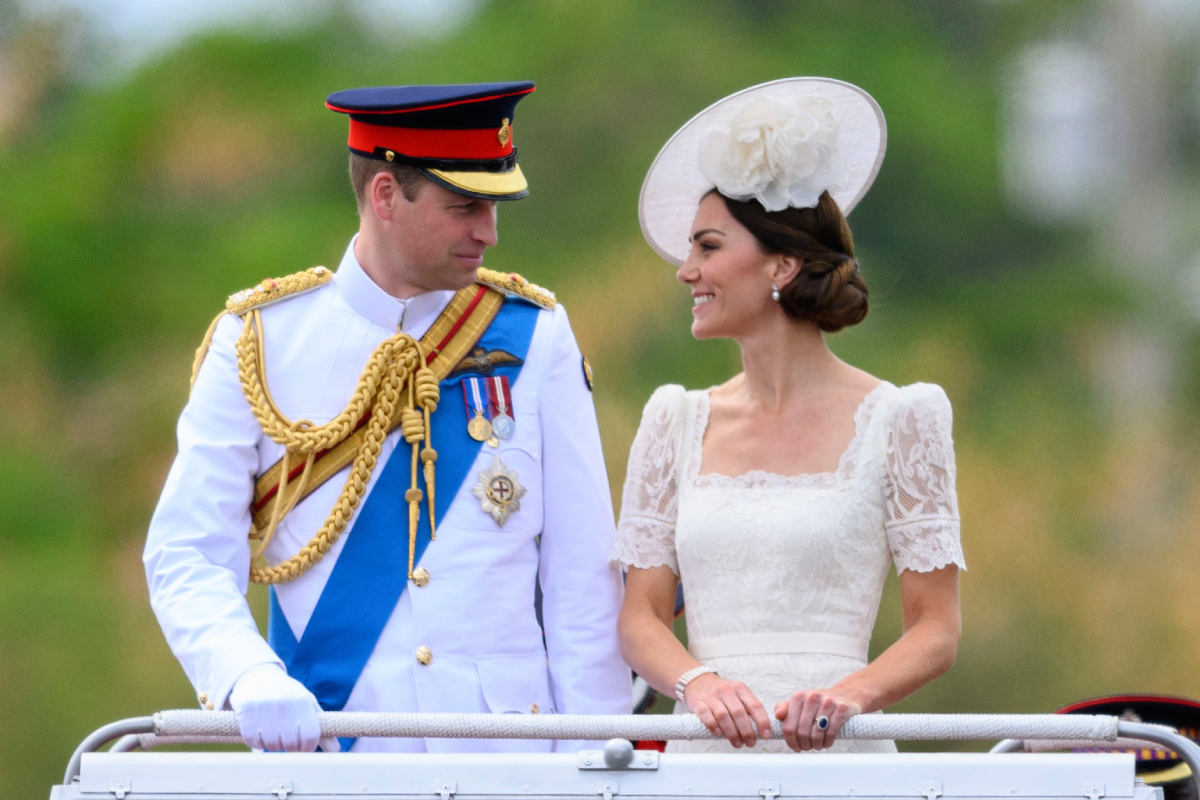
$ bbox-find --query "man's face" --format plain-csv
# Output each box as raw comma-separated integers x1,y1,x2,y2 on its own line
387,178,499,292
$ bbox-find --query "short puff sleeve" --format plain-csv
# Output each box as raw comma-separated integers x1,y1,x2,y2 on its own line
884,383,967,575
610,384,686,575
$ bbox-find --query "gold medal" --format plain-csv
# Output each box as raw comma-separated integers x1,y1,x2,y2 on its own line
464,377,493,441
486,436,500,448
467,413,492,442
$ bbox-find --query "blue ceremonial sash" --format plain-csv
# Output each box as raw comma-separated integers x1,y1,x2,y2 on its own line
266,297,539,750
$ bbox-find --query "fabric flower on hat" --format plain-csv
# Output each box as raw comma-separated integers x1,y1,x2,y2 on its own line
697,96,849,212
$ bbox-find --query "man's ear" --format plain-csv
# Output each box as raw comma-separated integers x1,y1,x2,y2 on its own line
369,171,400,222
771,255,803,288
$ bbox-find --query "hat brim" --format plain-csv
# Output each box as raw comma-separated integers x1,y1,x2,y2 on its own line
1142,763,1193,785
638,77,887,266
422,164,528,201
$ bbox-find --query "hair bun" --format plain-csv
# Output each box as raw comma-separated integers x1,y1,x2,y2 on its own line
782,254,868,333
806,257,868,332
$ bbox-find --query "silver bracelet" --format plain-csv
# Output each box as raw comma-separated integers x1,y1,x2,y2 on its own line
674,665,718,702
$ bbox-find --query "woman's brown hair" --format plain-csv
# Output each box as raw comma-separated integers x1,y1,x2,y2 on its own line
717,189,868,332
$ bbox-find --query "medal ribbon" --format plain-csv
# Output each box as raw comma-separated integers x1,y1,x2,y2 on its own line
462,377,490,423
488,375,512,418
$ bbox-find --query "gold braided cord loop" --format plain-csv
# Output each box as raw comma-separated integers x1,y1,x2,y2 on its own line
247,284,506,534
192,265,333,393
191,311,229,392
249,445,316,563
243,310,387,454
235,309,438,585
235,279,515,584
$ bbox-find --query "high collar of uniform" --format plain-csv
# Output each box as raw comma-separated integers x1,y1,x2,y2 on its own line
333,237,454,336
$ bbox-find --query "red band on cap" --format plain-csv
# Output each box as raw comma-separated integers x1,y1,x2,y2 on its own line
348,119,513,160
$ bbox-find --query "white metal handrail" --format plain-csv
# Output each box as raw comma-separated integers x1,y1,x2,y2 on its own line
64,711,1200,800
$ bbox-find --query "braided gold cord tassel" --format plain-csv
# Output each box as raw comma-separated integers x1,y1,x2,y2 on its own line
250,439,316,564
236,313,438,584
414,365,440,542
404,378,423,580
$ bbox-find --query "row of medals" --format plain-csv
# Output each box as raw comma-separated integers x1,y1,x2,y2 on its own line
468,411,514,448
466,376,515,448
464,376,523,528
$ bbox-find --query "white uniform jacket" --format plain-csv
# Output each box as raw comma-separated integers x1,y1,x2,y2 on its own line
144,240,631,752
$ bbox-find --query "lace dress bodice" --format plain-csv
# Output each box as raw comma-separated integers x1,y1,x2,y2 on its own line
611,382,965,754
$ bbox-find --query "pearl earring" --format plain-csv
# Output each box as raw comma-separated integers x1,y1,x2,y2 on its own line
771,284,781,302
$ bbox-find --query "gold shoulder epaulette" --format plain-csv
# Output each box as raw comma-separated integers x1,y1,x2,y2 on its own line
475,267,556,310
226,266,333,316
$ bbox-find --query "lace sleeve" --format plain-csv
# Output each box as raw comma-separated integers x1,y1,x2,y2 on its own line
610,385,686,575
884,383,966,575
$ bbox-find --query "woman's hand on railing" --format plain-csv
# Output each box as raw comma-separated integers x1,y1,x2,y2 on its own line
775,689,862,751
683,673,772,748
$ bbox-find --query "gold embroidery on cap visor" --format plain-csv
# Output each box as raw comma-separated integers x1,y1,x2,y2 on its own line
426,163,527,198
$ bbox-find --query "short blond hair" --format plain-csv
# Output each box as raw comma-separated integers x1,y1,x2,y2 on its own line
349,153,427,211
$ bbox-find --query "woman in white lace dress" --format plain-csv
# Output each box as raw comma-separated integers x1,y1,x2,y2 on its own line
612,79,965,754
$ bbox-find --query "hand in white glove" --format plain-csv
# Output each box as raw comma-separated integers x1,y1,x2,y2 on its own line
228,664,323,752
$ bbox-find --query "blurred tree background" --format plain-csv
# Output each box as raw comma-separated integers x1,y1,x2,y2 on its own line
3,0,1200,796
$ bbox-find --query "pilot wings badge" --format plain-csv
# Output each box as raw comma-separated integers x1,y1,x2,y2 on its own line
448,346,524,379
473,456,527,527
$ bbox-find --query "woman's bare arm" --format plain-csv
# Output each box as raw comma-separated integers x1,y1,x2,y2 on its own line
776,564,961,750
619,565,772,747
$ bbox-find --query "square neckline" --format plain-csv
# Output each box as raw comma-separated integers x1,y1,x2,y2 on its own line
690,381,891,490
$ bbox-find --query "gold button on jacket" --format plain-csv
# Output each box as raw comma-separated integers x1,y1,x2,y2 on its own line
530,703,539,714
415,646,433,665
412,567,430,587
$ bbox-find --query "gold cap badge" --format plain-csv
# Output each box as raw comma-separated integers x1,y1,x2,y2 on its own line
497,118,512,147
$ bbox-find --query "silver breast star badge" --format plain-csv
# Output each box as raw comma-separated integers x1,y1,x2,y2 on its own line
473,456,527,527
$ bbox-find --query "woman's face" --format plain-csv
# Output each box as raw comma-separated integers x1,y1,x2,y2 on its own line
676,192,780,340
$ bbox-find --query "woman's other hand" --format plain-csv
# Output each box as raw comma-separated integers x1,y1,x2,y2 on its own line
683,673,772,748
775,689,862,751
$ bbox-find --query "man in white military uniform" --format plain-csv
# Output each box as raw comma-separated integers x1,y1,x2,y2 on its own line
143,82,630,753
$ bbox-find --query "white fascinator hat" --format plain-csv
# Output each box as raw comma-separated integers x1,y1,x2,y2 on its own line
638,77,887,266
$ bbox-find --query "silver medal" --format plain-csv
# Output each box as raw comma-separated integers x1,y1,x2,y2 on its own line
492,412,515,440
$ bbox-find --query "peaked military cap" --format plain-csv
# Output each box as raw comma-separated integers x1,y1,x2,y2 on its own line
326,82,536,200
1060,695,1200,800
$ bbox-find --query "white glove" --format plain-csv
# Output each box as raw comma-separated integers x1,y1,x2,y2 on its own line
228,663,323,752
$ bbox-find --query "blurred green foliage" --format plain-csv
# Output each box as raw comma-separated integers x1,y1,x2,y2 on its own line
3,1,1200,797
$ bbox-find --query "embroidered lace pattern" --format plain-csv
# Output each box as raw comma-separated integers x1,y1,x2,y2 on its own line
884,385,964,573
611,385,687,575
611,381,965,755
